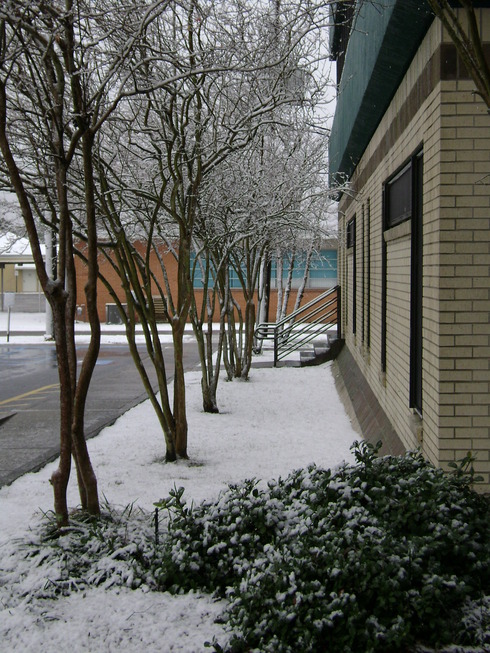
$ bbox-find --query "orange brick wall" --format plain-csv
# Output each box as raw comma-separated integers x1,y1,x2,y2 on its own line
74,243,331,323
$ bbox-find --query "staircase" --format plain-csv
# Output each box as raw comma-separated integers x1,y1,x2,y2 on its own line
5,292,45,313
254,285,343,367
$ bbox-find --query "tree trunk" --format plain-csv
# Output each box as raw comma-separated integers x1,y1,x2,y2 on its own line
204,302,225,413
191,270,223,414
275,251,283,322
201,380,220,413
127,328,178,461
294,243,314,313
49,298,73,527
108,230,179,462
262,257,272,324
68,127,101,515
172,324,188,457
241,297,256,380
0,84,72,526
281,250,295,321
193,318,220,413
228,297,243,379
173,232,193,458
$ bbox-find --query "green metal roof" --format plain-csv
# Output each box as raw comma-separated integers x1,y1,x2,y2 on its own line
329,0,434,186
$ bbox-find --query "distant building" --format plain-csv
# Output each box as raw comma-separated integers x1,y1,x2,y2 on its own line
75,239,338,324
0,233,45,312
329,1,490,489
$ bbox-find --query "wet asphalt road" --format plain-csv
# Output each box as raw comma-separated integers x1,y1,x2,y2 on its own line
0,341,201,487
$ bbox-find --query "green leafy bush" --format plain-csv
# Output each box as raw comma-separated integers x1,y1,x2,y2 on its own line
154,443,489,652
22,444,489,652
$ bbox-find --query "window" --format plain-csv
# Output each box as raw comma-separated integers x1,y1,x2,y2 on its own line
309,250,338,288
346,216,356,334
385,162,412,229
192,249,338,291
271,249,338,289
228,262,247,289
361,203,371,347
381,148,423,414
277,251,307,289
410,152,423,415
190,252,212,289
366,199,371,348
346,218,355,248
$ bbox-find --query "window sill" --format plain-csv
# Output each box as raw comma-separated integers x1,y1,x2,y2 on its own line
384,220,411,243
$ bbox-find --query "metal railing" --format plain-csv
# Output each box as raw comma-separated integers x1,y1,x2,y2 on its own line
254,285,340,366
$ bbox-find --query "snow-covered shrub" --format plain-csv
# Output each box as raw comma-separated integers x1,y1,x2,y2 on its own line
13,444,488,652
155,442,489,652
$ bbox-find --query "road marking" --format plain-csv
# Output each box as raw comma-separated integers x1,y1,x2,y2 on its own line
1,402,30,408
0,384,59,407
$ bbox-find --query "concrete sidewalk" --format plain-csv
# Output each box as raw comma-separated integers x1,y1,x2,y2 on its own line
0,311,177,339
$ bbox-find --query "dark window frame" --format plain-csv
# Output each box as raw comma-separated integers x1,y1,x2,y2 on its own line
410,151,424,415
347,216,357,335
361,204,365,344
384,161,412,230
381,188,387,372
381,145,424,414
346,217,355,249
366,198,371,349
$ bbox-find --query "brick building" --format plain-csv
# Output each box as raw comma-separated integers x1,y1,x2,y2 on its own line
329,1,490,489
75,240,338,324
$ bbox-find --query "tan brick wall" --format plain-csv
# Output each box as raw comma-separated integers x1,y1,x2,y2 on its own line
385,232,411,438
0,264,17,293
438,73,490,487
338,15,490,490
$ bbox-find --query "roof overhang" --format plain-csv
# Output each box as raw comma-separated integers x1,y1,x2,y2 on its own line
329,0,434,187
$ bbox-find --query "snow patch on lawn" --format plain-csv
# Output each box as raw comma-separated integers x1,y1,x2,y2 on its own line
0,359,359,652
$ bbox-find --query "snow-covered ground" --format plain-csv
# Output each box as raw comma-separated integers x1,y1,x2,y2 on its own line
0,310,178,342
0,310,49,333
0,312,360,652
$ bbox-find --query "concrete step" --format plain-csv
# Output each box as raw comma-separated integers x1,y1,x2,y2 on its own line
5,293,46,313
300,334,344,367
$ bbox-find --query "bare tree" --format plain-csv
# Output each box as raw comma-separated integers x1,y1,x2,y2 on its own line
195,117,334,380
194,149,265,382
76,0,334,452
0,0,171,524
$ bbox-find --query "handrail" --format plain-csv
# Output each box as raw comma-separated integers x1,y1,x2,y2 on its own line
254,285,340,366
275,307,337,363
263,287,337,332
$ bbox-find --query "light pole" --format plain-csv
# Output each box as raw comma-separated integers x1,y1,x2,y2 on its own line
44,229,55,339
0,262,4,312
